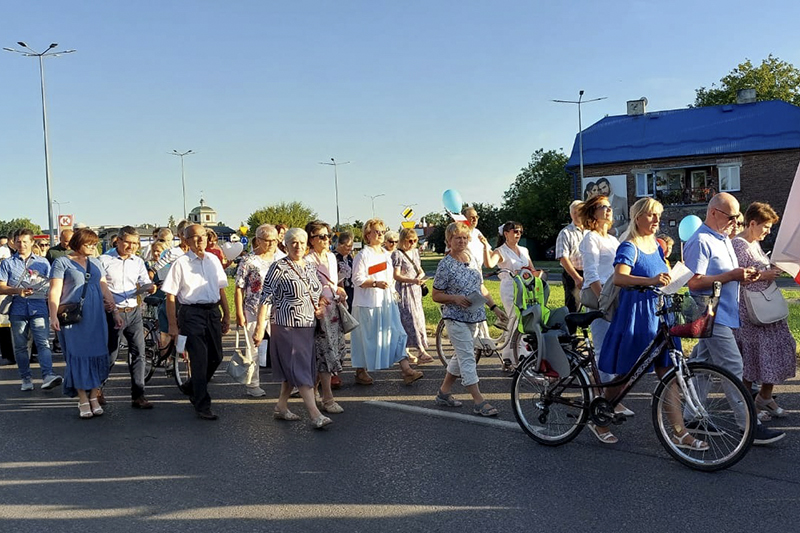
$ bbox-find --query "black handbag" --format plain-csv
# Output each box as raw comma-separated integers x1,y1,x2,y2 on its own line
56,270,90,326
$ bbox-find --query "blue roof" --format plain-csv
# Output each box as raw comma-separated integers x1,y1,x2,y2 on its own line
565,100,800,169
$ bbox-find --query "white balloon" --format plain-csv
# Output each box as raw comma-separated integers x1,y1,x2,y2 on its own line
221,241,244,261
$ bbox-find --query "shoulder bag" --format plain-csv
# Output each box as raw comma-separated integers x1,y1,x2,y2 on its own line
400,249,428,296
598,245,639,322
311,256,360,334
744,282,789,326
57,271,91,326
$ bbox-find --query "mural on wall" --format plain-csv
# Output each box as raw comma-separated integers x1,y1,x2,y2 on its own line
582,174,628,236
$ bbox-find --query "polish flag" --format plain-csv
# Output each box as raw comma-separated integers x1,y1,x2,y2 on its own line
773,161,800,285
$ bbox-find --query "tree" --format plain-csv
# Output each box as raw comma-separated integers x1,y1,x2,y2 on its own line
0,218,43,238
464,202,504,246
246,201,318,237
421,211,450,253
501,149,571,258
337,223,362,243
167,215,176,229
692,55,800,107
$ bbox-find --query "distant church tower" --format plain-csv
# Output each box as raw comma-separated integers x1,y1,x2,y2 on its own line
188,196,218,225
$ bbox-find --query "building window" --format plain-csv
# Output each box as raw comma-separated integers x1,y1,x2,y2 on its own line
205,215,210,221
719,165,741,192
635,172,654,197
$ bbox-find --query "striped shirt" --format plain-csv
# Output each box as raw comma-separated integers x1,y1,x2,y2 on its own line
260,258,321,328
555,223,587,270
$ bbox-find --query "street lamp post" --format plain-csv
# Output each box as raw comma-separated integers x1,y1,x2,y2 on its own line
52,199,70,226
552,90,607,182
318,158,351,231
364,193,385,218
4,42,76,246
170,150,195,220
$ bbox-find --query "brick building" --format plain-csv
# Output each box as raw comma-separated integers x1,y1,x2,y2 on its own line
565,97,800,246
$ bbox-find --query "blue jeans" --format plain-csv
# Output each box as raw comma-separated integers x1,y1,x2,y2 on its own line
9,315,55,380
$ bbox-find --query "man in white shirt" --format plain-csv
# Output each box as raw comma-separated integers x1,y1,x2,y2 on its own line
99,226,156,409
555,200,588,312
162,224,230,420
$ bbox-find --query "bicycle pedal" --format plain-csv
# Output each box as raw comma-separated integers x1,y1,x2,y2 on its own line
612,413,628,425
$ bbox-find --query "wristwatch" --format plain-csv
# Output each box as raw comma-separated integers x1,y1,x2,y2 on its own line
489,304,498,311
372,280,377,288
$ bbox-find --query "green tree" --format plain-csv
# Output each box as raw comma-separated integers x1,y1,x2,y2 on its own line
692,55,800,107
337,223,363,243
0,218,43,238
167,215,176,229
421,211,449,253
246,201,318,237
463,202,504,246
501,149,571,258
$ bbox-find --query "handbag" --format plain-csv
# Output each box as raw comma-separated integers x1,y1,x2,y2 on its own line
580,287,600,310
56,270,91,326
400,249,428,296
0,295,11,316
227,327,257,384
337,301,360,334
598,245,638,322
744,282,788,326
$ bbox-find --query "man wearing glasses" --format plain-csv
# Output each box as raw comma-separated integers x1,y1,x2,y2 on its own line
684,192,784,445
99,226,156,409
462,207,487,270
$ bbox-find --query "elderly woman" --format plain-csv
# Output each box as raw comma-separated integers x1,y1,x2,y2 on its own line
482,221,541,367
234,224,279,397
335,231,355,312
392,227,432,364
254,228,331,429
48,228,122,419
589,199,701,447
305,220,347,413
732,202,796,419
383,230,400,254
433,222,506,416
350,218,423,385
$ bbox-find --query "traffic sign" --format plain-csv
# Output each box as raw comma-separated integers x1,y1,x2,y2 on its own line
58,214,74,228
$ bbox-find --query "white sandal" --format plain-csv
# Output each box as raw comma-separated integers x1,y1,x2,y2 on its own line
672,432,709,451
588,423,618,444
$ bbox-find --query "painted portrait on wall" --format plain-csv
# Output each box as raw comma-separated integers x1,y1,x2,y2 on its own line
582,174,628,236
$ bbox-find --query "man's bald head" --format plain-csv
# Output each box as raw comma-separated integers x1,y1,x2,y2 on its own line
706,192,741,233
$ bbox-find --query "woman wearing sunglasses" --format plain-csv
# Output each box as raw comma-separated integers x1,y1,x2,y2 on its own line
482,221,540,367
392,227,433,364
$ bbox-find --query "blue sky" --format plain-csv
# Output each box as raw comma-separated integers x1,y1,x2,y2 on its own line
2,1,799,232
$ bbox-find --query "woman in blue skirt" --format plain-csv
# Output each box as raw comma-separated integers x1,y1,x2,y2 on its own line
49,228,122,419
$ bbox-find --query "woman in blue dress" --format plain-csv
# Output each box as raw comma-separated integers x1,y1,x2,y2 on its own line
48,228,122,419
592,198,708,451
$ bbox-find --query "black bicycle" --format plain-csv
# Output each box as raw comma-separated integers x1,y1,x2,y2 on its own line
139,295,189,389
511,282,756,472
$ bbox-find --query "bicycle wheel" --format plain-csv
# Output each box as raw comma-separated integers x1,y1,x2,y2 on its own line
434,319,455,366
652,362,756,472
512,356,590,445
142,322,159,383
173,348,191,390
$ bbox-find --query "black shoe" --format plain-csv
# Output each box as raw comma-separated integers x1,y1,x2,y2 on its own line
196,409,218,421
753,425,785,445
685,419,723,436
179,382,193,396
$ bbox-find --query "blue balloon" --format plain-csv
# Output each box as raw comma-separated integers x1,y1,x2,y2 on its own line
678,215,703,241
442,189,463,213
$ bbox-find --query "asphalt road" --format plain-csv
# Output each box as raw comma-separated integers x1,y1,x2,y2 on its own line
1,336,798,533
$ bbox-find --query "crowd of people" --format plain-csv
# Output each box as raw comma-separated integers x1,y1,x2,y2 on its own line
0,192,795,443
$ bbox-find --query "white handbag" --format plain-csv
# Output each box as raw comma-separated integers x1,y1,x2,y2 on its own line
227,328,257,384
744,282,789,326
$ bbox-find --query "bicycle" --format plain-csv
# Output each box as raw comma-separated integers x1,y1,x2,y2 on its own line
138,294,189,390
434,268,541,369
511,282,756,471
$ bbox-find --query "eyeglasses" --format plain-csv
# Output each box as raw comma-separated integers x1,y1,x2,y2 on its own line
714,207,740,223
121,240,139,246
312,234,330,240
509,229,523,235
386,240,398,244
408,239,418,243
373,230,386,235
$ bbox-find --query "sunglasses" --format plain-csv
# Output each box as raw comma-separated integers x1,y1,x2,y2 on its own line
386,240,398,244
373,230,386,235
715,207,740,222
312,234,330,240
408,239,418,243
508,229,522,235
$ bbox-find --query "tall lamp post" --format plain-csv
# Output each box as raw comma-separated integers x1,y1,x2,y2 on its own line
170,150,194,220
318,158,351,231
52,199,70,227
4,42,75,246
552,90,607,182
364,193,385,218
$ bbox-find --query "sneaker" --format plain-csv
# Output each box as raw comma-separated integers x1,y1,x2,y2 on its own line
246,386,266,398
21,378,33,391
42,374,63,390
753,425,785,446
685,419,723,436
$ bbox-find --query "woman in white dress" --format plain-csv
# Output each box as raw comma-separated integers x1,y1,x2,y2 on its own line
350,219,423,386
482,221,541,366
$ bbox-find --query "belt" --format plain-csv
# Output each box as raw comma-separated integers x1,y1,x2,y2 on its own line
117,306,138,313
184,301,219,310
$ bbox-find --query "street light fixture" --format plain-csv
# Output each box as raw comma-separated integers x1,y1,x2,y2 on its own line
169,150,195,220
552,90,607,181
52,199,70,226
364,193,385,218
4,42,76,246
318,158,351,231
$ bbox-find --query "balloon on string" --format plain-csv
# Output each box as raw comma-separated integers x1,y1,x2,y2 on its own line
442,189,463,214
678,215,703,241
221,241,244,261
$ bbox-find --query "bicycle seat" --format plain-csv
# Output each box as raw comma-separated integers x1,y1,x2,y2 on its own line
565,311,604,329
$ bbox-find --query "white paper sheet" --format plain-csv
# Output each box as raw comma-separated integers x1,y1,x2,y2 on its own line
661,261,694,295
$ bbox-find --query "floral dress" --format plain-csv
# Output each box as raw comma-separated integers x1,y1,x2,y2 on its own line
732,237,796,384
391,249,428,350
306,251,346,374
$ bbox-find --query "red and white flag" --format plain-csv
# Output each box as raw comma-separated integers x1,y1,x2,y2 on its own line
773,161,800,285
